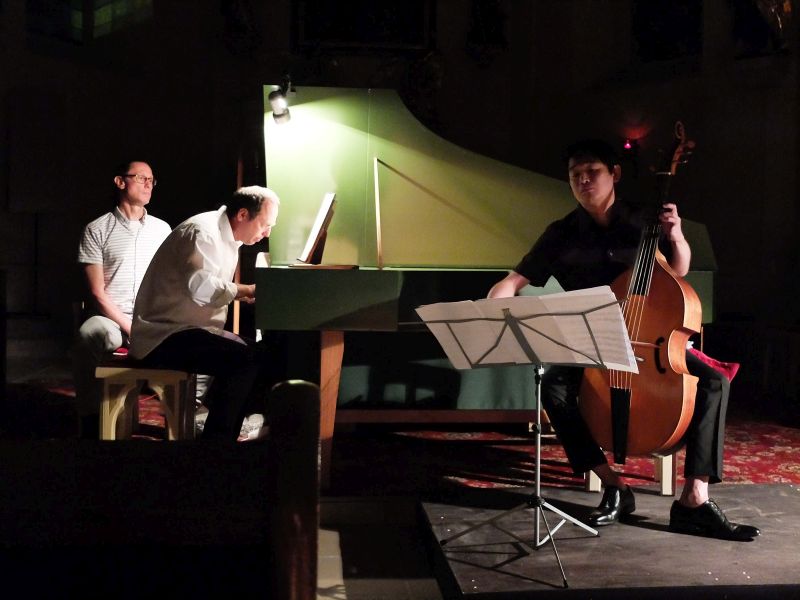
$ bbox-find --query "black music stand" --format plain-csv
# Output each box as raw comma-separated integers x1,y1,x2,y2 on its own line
416,287,637,588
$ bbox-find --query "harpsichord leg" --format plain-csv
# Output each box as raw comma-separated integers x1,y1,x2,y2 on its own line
319,330,344,490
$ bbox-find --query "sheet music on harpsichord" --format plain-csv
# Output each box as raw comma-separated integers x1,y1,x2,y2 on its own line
415,285,637,373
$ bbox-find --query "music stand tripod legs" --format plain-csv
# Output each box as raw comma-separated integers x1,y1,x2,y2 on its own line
438,323,599,588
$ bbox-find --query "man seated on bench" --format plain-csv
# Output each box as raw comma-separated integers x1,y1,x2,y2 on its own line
130,186,282,440
72,160,171,437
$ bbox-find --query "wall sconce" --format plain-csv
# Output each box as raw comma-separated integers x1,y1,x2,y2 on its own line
268,75,293,124
622,138,639,153
621,138,640,178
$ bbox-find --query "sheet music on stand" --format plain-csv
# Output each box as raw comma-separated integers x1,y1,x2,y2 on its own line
415,285,637,374
415,285,636,588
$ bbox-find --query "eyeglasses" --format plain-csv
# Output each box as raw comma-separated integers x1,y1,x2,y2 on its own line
123,174,157,187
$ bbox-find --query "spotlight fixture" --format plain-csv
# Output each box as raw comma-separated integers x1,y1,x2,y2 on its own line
268,74,293,124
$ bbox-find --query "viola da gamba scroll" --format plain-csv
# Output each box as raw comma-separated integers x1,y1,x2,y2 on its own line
579,122,703,462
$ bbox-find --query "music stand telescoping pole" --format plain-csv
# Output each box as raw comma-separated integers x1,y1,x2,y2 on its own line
415,288,637,588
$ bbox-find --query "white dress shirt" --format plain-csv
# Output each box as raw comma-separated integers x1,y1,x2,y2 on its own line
130,206,242,359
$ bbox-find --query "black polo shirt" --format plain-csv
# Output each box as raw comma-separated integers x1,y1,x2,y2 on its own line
515,200,671,291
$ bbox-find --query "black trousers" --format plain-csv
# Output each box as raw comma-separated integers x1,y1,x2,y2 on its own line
142,329,280,440
541,350,730,483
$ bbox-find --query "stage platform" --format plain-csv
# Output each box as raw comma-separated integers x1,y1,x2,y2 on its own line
422,483,800,599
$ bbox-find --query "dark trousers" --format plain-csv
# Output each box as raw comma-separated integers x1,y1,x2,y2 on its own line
142,329,279,441
542,350,729,483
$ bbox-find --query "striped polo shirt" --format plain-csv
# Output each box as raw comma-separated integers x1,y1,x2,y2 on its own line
78,207,171,317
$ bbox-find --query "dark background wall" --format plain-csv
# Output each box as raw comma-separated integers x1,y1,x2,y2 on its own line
2,0,798,416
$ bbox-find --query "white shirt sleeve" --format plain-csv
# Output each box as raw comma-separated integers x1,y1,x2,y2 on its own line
77,223,104,265
186,230,238,308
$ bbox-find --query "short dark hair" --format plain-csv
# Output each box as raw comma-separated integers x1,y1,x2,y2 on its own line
563,139,619,172
114,160,152,178
225,186,280,220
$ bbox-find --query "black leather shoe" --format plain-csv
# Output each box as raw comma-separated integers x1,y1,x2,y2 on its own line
669,499,761,541
588,485,636,527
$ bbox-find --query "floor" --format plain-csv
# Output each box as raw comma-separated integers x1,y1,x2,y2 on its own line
423,483,800,599
6,352,800,600
319,497,444,600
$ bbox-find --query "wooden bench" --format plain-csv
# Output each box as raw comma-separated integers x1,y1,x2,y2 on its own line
0,379,321,599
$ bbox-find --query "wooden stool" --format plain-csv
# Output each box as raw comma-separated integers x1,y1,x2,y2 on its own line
95,360,196,440
585,453,677,496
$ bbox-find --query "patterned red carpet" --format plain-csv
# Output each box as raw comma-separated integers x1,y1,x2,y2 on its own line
329,416,800,497
4,381,800,495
